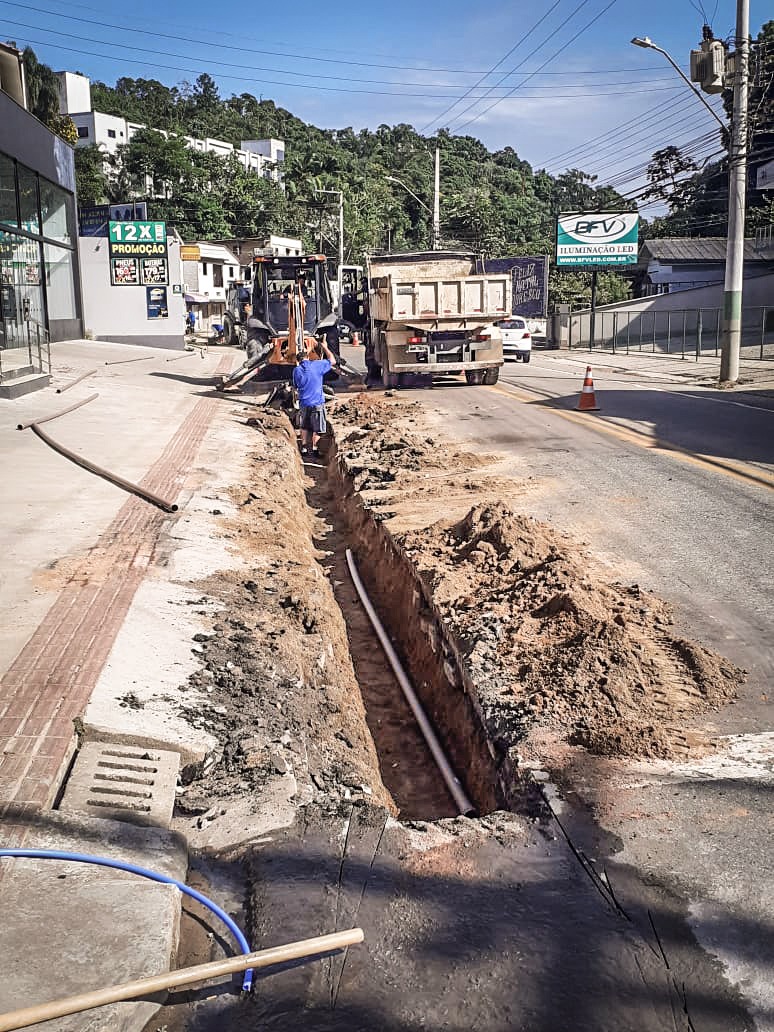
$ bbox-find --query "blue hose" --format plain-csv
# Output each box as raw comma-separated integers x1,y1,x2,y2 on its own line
0,849,254,992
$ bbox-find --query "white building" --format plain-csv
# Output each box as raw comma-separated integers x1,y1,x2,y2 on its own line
78,233,187,347
182,242,241,331
57,72,285,184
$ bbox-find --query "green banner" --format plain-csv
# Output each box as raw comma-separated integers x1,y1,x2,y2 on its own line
108,221,168,286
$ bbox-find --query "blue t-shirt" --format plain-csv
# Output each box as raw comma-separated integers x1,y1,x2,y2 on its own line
292,359,331,407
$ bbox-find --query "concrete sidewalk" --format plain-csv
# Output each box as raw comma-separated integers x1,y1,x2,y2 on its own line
0,339,243,1031
539,345,774,390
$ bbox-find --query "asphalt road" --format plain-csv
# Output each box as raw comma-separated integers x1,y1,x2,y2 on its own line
422,353,774,728
400,351,774,1029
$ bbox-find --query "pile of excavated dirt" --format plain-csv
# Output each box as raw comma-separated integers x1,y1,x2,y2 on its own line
332,393,502,508
174,408,393,836
330,394,744,761
402,503,744,759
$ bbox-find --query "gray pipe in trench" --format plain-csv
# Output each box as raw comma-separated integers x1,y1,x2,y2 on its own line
345,547,475,816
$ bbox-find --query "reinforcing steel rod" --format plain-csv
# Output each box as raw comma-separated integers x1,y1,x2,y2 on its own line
345,548,475,815
0,928,364,1031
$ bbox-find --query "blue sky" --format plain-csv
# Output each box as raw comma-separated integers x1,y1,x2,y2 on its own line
3,0,771,198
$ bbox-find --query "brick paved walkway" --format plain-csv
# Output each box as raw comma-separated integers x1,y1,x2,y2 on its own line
0,372,230,845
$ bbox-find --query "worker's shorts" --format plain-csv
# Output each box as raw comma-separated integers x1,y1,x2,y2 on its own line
299,404,327,434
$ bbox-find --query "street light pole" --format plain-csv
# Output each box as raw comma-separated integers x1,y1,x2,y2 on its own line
631,21,750,384
630,37,725,127
720,0,750,385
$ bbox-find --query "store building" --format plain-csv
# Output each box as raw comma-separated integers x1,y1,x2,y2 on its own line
182,242,240,332
1,43,83,394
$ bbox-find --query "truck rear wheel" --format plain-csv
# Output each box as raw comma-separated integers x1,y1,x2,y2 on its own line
465,370,486,385
483,368,500,384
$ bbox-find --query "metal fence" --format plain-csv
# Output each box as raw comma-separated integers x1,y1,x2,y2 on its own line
568,306,774,361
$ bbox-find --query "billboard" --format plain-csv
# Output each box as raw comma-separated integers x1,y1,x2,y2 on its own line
484,256,548,317
79,202,148,237
757,158,774,191
556,212,639,267
108,220,168,286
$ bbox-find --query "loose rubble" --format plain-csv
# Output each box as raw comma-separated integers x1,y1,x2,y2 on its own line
332,394,745,761
174,408,393,841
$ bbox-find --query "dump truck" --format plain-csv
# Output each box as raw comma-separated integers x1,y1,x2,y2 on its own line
365,252,508,387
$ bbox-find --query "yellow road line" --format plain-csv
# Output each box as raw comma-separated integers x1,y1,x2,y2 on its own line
490,382,774,492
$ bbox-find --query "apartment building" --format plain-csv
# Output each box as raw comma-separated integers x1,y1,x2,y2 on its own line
57,72,285,184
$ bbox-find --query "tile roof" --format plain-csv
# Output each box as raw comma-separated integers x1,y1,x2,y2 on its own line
641,237,766,262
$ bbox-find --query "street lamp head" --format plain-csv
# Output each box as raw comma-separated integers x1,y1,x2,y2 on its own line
630,36,654,49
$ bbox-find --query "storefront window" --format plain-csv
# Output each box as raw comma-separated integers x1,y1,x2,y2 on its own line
0,229,45,349
40,176,74,246
0,152,17,228
17,163,39,236
43,242,76,320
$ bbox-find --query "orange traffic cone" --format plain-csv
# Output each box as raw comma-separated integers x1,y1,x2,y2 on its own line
577,365,600,411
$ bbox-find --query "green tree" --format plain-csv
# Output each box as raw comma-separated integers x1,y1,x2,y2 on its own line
641,146,700,210
20,46,78,144
74,144,109,204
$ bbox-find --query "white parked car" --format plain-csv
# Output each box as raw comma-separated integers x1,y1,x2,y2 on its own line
498,318,532,362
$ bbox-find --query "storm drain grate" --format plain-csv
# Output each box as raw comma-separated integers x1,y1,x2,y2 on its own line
58,742,180,827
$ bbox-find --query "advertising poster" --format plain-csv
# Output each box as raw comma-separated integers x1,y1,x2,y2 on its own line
111,257,139,286
485,256,548,318
141,257,169,285
109,221,166,285
556,213,639,267
146,286,168,319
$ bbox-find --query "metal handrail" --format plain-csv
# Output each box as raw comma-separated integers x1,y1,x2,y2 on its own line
24,315,51,376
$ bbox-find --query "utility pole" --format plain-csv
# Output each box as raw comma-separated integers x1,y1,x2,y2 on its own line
433,147,440,250
337,190,344,319
315,188,344,318
720,0,750,385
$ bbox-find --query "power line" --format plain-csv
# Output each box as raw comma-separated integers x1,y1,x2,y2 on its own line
11,32,684,100
543,97,700,173
5,18,677,92
537,95,681,167
0,0,504,74
451,0,622,134
579,120,721,183
445,0,596,133
420,0,564,132
1,15,676,91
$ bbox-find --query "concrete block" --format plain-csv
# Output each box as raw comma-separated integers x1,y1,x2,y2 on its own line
0,811,187,1032
58,742,180,828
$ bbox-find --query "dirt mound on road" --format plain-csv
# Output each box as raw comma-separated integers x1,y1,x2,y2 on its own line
403,503,743,759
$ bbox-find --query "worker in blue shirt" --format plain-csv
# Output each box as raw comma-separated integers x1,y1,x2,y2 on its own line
292,339,337,458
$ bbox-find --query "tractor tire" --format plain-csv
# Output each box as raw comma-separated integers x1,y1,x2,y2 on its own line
482,367,500,385
223,316,237,348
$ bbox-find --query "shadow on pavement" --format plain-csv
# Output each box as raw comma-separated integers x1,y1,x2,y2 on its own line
531,388,774,469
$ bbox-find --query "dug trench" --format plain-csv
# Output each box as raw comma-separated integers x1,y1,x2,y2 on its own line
148,393,751,1032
